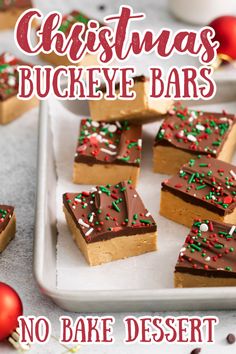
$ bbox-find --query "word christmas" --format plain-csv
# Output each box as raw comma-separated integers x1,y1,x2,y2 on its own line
15,6,219,100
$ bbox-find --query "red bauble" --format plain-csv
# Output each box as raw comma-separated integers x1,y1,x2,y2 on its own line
209,16,236,60
0,282,23,341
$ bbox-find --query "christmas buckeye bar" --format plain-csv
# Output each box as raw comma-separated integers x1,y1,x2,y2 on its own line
63,181,157,266
73,119,142,186
175,219,236,287
89,76,173,123
38,10,102,67
154,105,236,175
160,155,236,228
0,205,16,252
0,0,32,30
0,52,38,124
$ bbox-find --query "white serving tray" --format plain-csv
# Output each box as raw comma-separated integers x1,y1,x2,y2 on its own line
34,82,236,312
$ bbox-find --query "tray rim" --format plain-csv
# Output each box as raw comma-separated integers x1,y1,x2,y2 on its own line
34,99,236,311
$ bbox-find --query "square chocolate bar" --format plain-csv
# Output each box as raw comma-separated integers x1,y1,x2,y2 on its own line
0,52,38,124
160,155,236,227
73,119,142,186
175,219,236,287
89,76,173,123
154,105,236,175
0,205,16,252
63,181,157,266
38,10,102,66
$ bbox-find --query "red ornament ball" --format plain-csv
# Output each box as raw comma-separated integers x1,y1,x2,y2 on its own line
209,16,236,60
0,282,23,341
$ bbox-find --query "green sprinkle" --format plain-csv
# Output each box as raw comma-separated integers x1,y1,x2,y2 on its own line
112,201,120,212
225,266,232,271
140,219,151,224
190,244,201,252
214,244,224,249
188,173,195,184
196,184,207,190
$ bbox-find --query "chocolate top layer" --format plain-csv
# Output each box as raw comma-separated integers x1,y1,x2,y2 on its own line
162,155,236,216
63,181,157,243
0,205,14,233
75,119,142,166
175,219,236,278
0,0,32,11
0,52,31,101
155,105,235,157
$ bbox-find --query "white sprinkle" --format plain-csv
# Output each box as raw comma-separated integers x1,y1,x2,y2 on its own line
78,219,89,228
84,130,89,135
90,201,94,204
190,110,197,118
196,124,205,131
229,225,236,236
108,124,117,133
74,198,81,202
187,134,197,143
4,52,15,63
100,132,106,136
180,247,186,253
8,76,16,87
72,206,76,209
133,194,137,198
101,138,108,143
86,121,91,127
90,187,97,192
100,148,117,156
138,139,142,148
230,170,236,180
219,117,228,121
98,190,102,194
116,121,122,128
200,223,209,232
205,256,211,262
145,212,151,217
85,228,94,236
91,121,100,127
160,129,165,135
109,144,116,149
89,212,95,222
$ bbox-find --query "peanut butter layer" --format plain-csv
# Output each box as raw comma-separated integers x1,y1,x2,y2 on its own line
161,155,236,217
89,76,173,123
64,207,157,266
175,219,236,287
73,163,140,187
63,181,157,244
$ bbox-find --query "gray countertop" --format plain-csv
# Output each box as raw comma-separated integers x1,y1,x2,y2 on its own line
0,0,236,353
